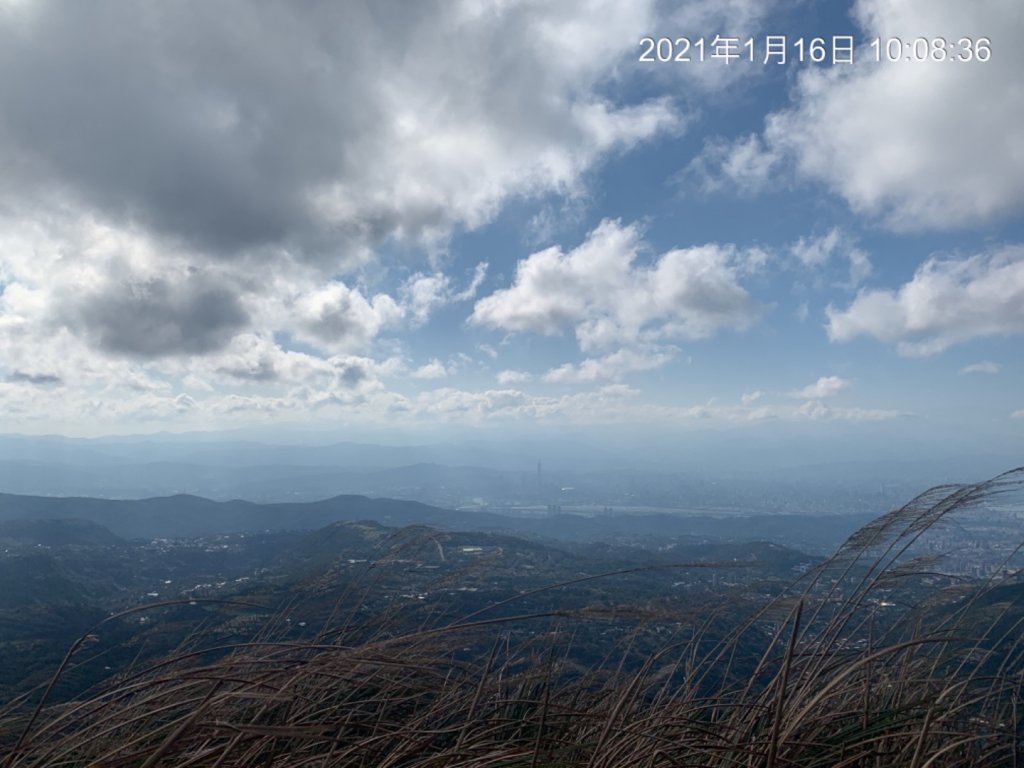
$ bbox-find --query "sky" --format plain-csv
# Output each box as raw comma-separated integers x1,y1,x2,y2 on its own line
0,0,1022,453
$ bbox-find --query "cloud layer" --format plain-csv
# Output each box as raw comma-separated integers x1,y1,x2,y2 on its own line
0,0,687,431
703,0,1024,231
0,0,679,265
827,246,1024,355
0,0,1011,437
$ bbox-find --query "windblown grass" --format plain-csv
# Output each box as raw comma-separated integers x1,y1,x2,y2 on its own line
2,468,1023,767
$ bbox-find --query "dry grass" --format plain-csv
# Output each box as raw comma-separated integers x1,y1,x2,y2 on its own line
2,468,1023,767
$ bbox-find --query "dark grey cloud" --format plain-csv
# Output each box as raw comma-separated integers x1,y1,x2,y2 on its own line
65,274,249,358
0,2,380,258
9,371,63,386
671,270,752,318
0,0,674,267
338,362,368,388
218,357,279,383
306,305,365,343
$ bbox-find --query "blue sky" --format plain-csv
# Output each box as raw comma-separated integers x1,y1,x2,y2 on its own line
0,0,1021,454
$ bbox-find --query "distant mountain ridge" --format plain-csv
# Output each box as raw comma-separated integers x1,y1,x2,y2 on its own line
0,459,537,501
0,491,875,550
0,493,455,539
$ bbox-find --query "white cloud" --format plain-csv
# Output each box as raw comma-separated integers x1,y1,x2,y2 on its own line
790,228,872,288
847,249,873,288
416,387,532,421
414,383,653,424
960,361,1000,375
0,359,907,434
691,134,779,194
792,400,901,422
543,346,676,383
411,384,904,426
1012,410,1024,420
792,229,843,268
795,399,830,420
790,376,849,399
401,263,488,325
525,198,588,246
827,246,1024,355
453,263,489,301
702,0,1024,231
496,369,531,385
184,333,397,394
290,282,403,353
740,390,763,405
412,359,450,380
471,219,759,352
401,274,448,326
